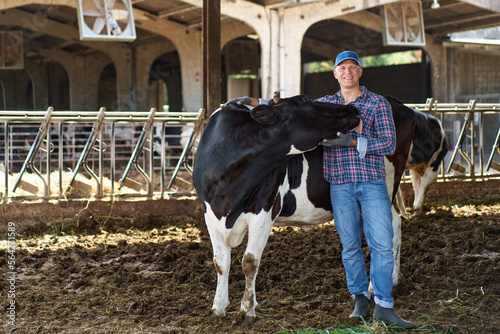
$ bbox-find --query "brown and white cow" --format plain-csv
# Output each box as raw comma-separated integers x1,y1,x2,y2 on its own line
406,110,448,213
192,94,415,325
385,97,448,215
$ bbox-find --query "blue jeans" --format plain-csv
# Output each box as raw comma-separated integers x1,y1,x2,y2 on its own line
330,179,395,308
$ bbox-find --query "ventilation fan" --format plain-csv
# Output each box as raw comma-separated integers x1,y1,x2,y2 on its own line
77,0,136,41
382,1,425,46
1,31,24,70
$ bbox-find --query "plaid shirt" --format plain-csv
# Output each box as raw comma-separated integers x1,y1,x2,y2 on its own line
316,87,396,185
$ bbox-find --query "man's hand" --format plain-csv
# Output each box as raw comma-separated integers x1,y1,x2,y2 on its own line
224,96,252,106
321,132,355,147
353,118,363,135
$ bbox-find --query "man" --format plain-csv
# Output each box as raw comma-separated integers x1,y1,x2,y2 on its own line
316,50,414,328
225,50,414,329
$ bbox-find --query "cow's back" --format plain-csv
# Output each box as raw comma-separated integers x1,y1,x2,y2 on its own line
408,109,448,172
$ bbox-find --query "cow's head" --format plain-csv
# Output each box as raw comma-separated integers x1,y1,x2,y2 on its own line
249,94,359,154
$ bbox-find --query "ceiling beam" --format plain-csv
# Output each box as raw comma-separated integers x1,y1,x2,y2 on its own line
337,10,382,33
2,9,79,41
0,0,74,10
427,12,500,34
158,4,198,19
302,37,340,60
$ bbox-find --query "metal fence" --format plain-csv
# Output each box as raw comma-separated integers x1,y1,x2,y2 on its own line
0,107,203,200
1,99,499,201
406,99,500,181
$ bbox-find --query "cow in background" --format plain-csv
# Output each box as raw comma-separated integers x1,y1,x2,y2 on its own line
385,97,448,215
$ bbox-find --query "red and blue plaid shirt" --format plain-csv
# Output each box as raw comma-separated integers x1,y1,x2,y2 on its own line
316,87,396,185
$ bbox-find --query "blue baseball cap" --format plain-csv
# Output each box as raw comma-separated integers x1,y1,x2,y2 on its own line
335,51,361,68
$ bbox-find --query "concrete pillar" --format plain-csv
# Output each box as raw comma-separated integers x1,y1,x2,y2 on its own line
424,36,448,102
262,9,280,100
83,53,112,111
86,44,141,111
175,31,203,112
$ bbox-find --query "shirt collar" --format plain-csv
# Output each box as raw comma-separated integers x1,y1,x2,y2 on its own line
335,86,367,104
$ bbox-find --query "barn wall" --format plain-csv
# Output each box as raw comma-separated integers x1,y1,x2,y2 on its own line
443,49,500,157
447,49,500,103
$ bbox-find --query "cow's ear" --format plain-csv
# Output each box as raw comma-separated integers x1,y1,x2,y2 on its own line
250,105,279,124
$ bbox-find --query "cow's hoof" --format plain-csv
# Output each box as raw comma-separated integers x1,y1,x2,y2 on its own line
211,312,224,319
241,315,256,327
414,209,424,216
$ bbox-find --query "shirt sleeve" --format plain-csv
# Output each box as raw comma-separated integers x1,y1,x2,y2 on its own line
365,97,396,156
357,137,367,158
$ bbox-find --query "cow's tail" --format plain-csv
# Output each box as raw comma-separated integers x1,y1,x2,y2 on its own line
394,187,411,220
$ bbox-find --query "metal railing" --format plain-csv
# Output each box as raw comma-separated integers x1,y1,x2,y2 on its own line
1,99,499,201
406,98,500,181
0,107,205,200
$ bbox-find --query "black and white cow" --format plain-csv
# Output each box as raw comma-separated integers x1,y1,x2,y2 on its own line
385,97,448,214
406,110,448,214
193,94,415,325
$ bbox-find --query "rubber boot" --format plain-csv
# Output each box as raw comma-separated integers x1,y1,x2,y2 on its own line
349,294,371,319
373,304,415,329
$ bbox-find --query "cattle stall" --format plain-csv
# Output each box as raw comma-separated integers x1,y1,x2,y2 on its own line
406,98,500,180
0,108,202,200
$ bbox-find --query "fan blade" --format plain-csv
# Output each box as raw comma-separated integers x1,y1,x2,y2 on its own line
82,9,103,17
110,9,129,21
106,0,117,8
93,17,106,34
92,0,105,12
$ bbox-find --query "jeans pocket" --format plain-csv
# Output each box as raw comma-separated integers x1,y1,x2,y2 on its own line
368,178,386,186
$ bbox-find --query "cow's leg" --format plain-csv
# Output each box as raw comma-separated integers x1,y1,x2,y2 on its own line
412,167,437,214
382,158,401,284
205,216,232,316
391,205,401,285
409,170,423,212
239,213,274,326
395,188,410,219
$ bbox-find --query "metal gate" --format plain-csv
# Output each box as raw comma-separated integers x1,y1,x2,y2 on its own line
0,108,205,200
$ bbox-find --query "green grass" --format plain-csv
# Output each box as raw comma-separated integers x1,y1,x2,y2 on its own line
276,317,446,334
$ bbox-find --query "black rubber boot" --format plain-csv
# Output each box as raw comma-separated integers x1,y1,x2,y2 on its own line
373,304,415,329
349,294,371,319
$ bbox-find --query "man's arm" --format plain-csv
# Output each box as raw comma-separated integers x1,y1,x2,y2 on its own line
365,99,396,156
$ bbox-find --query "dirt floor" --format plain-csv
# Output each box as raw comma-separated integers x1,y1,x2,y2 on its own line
1,198,499,333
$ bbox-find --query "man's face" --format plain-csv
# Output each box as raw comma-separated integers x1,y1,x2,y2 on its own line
333,60,363,89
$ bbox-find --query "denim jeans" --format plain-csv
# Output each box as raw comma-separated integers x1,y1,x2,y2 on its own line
330,179,395,308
